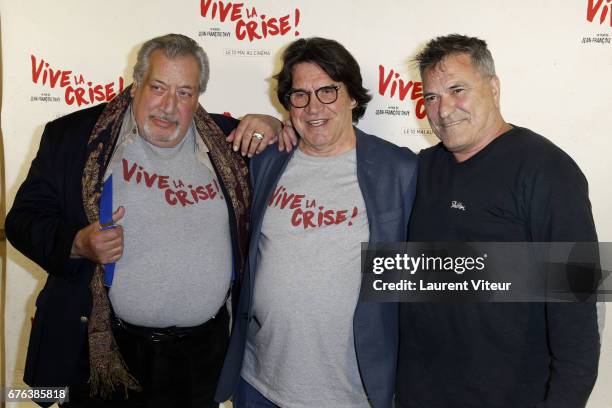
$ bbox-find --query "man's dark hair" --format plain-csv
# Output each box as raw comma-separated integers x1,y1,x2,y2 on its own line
414,34,496,77
275,37,371,123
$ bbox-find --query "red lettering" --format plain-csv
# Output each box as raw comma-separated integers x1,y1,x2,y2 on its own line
279,192,294,209
190,186,200,203
260,15,269,37
412,81,423,100
398,79,414,101
196,185,209,200
323,210,335,225
59,71,71,87
379,65,427,117
231,3,243,21
122,159,138,182
246,6,257,18
291,209,302,226
302,210,315,228
236,20,253,41
201,0,214,17
158,175,170,189
218,1,232,21
236,20,246,40
65,87,75,105
74,87,88,106
289,194,304,209
31,55,45,84
176,190,194,207
93,85,105,101
234,13,293,41
269,185,285,206
335,210,347,224
278,15,290,35
294,8,300,36
206,183,217,199
89,83,108,104
415,98,426,119
48,68,62,88
347,206,358,226
379,65,394,97
143,171,158,188
587,0,604,21
291,205,355,228
245,20,261,41
32,55,126,104
64,86,88,106
586,0,612,25
266,17,279,35
165,189,178,205
105,83,116,101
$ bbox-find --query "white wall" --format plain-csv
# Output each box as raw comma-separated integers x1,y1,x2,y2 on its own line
1,1,611,407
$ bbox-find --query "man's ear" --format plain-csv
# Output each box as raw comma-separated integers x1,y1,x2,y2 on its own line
489,75,501,109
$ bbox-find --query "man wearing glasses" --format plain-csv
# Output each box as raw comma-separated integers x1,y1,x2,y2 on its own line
6,34,288,408
215,37,418,408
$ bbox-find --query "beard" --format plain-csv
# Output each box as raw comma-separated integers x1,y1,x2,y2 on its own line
141,114,183,146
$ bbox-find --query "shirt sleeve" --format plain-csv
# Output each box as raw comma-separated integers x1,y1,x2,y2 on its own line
528,151,600,408
5,121,87,278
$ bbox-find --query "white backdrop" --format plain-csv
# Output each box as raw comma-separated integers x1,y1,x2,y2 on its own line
1,1,611,407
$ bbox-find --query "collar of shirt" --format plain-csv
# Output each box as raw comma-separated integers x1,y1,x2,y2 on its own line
104,105,215,180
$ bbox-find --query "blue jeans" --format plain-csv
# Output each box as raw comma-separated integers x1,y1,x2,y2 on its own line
233,377,280,408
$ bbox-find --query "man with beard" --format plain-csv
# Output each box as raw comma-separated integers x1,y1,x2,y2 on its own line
6,33,290,407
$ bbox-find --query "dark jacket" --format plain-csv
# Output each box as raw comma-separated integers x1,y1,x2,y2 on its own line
215,128,418,408
5,103,243,389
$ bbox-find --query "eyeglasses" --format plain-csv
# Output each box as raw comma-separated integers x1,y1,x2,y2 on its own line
286,85,341,108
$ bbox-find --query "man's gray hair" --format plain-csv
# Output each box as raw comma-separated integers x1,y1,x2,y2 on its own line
133,33,210,94
414,34,496,77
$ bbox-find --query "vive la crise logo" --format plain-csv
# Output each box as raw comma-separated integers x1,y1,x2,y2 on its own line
31,55,124,106
378,65,426,119
200,0,301,42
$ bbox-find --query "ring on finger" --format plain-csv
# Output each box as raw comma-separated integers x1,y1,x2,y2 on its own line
252,132,264,141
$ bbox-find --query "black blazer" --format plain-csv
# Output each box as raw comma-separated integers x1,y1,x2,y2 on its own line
5,103,241,390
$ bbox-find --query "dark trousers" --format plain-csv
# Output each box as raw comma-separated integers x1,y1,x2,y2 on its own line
233,377,280,408
61,306,229,408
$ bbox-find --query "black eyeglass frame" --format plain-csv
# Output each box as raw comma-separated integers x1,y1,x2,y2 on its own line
285,85,342,108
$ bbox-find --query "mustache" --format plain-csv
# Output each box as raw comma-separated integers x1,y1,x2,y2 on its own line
148,114,178,124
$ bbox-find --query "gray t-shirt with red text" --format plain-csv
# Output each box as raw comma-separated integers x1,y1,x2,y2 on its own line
108,124,231,328
242,148,370,408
